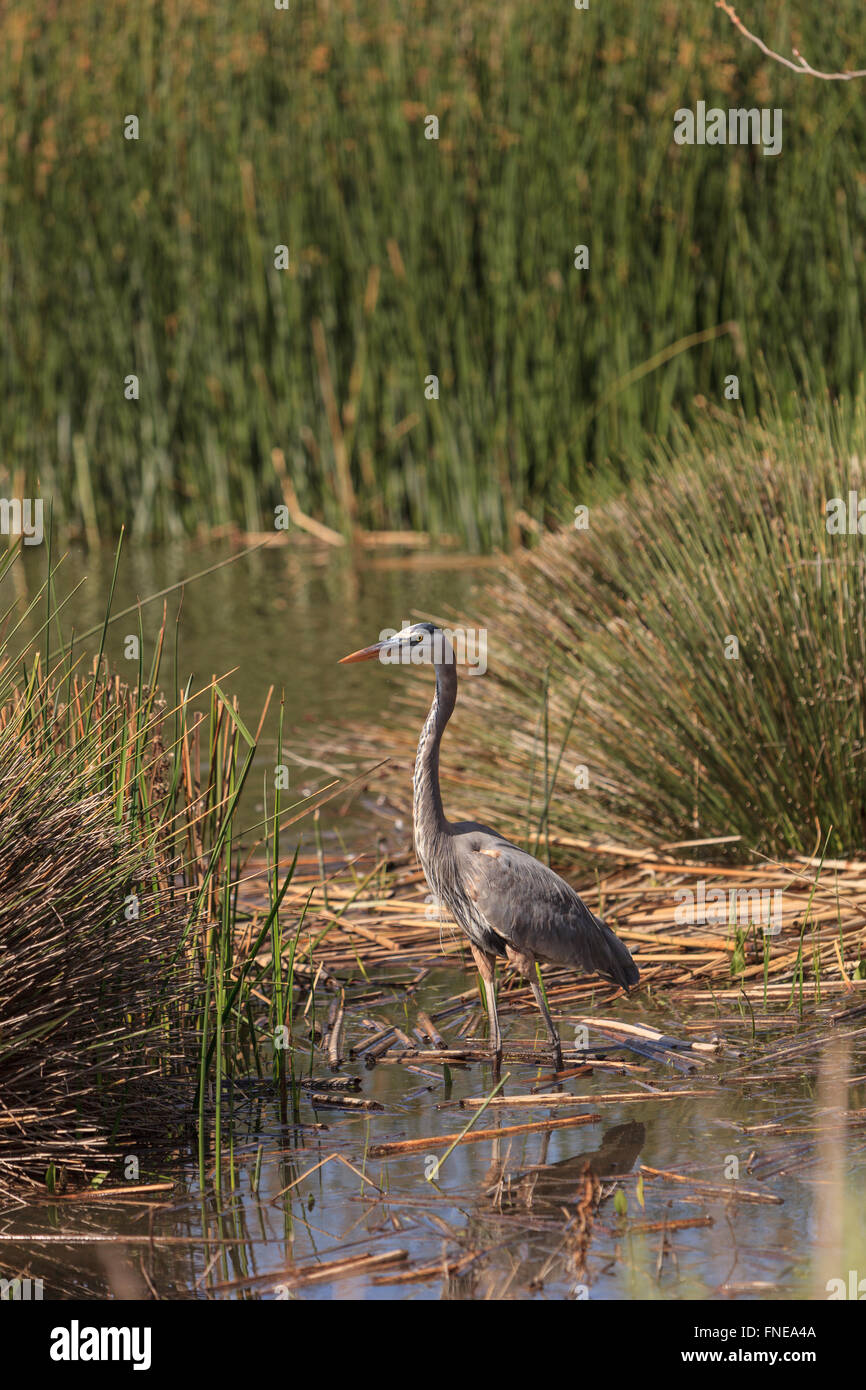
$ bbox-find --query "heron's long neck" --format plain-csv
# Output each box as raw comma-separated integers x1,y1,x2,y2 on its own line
413,661,457,859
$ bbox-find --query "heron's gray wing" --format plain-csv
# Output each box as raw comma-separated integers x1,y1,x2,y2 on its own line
456,830,638,988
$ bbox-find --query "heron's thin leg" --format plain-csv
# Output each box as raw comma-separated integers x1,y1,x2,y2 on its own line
470,944,501,1072
529,974,564,1073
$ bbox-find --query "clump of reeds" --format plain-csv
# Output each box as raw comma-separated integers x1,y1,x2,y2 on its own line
0,728,190,1194
447,397,866,861
0,543,293,1193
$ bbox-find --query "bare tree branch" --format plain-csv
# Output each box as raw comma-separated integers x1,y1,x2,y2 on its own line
716,1,866,81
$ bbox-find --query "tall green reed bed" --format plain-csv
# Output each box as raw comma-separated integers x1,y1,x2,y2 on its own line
429,395,866,862
2,1,865,547
0,543,313,1195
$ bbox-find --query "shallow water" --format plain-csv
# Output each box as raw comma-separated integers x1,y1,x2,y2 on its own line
3,969,865,1301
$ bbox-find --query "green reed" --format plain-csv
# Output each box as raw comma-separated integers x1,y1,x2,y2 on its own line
448,393,866,865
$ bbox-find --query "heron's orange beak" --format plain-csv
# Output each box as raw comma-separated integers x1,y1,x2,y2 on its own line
339,642,385,664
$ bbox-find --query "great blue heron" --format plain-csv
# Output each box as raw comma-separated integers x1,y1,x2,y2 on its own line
340,622,639,1070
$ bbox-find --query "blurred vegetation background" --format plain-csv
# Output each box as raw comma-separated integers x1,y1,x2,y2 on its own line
1,0,865,548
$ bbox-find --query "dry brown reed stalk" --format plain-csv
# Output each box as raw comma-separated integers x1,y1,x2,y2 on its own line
237,842,866,1027
0,632,269,1194
0,734,192,1195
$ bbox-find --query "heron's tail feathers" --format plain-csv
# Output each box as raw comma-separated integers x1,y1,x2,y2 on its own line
592,914,640,991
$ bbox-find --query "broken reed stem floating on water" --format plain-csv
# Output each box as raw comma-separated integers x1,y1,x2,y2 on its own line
371,1109,601,1160
453,1090,718,1108
639,1166,783,1205
210,1248,409,1295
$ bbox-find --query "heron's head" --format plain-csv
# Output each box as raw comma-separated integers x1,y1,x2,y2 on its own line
339,621,451,667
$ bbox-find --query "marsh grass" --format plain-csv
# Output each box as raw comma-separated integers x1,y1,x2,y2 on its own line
0,539,328,1192
2,1,866,546
0,580,194,1190
413,395,866,861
